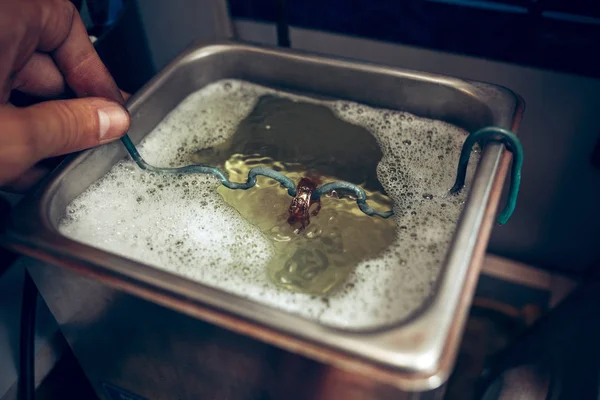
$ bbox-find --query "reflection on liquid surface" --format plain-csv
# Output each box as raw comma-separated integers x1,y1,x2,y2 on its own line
193,95,396,295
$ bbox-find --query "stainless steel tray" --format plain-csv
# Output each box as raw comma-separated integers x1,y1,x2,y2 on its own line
2,41,523,390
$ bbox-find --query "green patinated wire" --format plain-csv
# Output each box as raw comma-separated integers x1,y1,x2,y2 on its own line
120,124,522,223
120,134,391,217
312,182,394,219
121,134,391,217
449,126,523,225
120,135,297,196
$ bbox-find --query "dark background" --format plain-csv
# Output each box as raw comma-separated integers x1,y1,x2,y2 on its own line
229,0,600,79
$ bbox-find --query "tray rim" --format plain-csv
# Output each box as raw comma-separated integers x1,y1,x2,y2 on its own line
1,39,524,391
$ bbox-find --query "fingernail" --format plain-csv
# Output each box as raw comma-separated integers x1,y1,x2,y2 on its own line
98,106,129,143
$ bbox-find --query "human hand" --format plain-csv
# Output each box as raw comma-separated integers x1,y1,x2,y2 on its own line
0,0,130,191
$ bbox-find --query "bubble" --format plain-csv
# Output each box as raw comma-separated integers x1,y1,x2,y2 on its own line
58,78,479,330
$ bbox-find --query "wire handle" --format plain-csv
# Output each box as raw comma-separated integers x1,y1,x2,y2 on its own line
120,124,522,223
313,181,393,218
120,135,391,217
450,126,523,225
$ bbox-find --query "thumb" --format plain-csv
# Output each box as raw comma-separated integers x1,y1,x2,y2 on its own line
0,98,129,184
23,98,130,157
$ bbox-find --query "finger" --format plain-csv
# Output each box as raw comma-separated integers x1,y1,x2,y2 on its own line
35,0,77,52
0,98,129,185
0,0,73,85
121,90,131,101
25,98,130,155
12,51,129,100
49,3,124,104
12,52,66,97
5,0,124,104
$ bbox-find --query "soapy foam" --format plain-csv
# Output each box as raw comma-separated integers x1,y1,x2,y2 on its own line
58,79,479,329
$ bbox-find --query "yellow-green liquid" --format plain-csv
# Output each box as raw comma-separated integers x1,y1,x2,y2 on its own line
191,95,396,295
